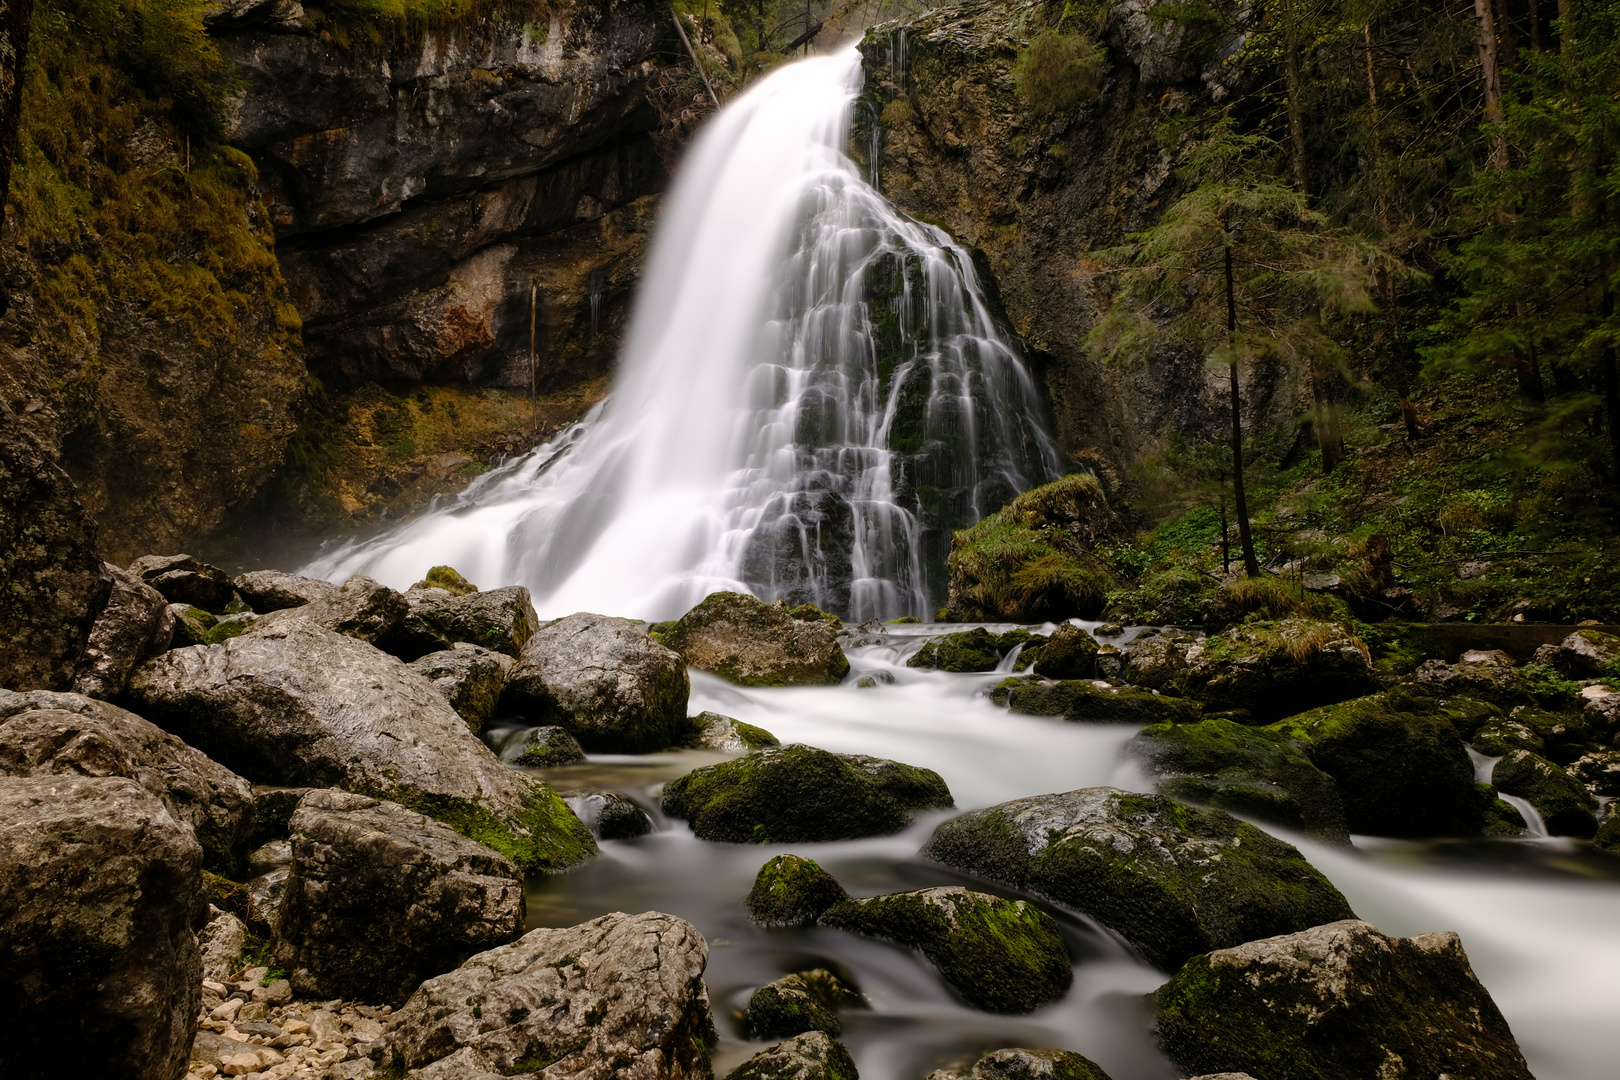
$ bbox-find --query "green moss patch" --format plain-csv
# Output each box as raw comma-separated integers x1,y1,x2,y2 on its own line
385,782,596,874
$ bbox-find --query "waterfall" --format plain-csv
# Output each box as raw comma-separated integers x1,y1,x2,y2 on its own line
305,49,1060,622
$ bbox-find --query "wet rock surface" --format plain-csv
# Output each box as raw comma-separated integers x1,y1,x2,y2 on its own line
370,911,715,1080
1154,919,1534,1080
687,710,781,752
0,774,204,1080
724,1030,859,1080
1490,750,1599,837
72,562,174,698
746,854,853,927
500,611,689,753
406,643,514,732
662,743,953,843
1031,623,1100,679
274,789,526,1006
389,584,540,661
250,574,408,645
742,969,862,1040
510,725,587,767
233,570,339,612
570,790,654,840
662,591,851,686
907,627,1031,673
123,620,596,872
822,886,1073,1014
921,787,1354,971
924,1047,1114,1080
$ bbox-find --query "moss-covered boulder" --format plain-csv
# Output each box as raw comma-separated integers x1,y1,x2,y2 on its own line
908,627,1028,672
1154,920,1533,1080
572,791,654,840
1407,653,1523,704
1533,628,1620,678
1128,719,1349,843
746,854,852,926
943,474,1120,622
1183,619,1379,721
723,1031,859,1080
687,711,780,752
924,1048,1114,1080
822,886,1071,1013
742,969,861,1039
1490,750,1598,837
662,744,952,843
1268,692,1489,837
499,612,689,753
992,677,1203,725
1471,717,1545,757
411,565,478,596
920,788,1353,971
1122,629,1199,694
1031,623,1099,679
662,592,849,686
511,725,587,767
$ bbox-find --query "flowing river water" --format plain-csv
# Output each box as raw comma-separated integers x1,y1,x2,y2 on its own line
302,47,1620,1080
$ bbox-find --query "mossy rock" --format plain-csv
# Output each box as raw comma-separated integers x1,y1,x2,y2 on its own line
512,726,586,768
411,565,477,596
662,744,952,843
822,886,1071,1013
1153,919,1534,1080
746,854,852,926
386,783,597,875
992,677,1203,725
663,592,850,687
1490,750,1598,837
742,969,861,1039
1511,707,1602,764
925,1048,1114,1080
1030,623,1098,679
1184,619,1378,722
921,788,1354,971
1267,692,1490,837
1471,718,1544,757
1482,791,1529,837
1595,802,1620,852
1128,719,1349,843
685,711,781,753
788,603,843,633
722,1031,859,1080
170,604,218,647
908,628,1030,672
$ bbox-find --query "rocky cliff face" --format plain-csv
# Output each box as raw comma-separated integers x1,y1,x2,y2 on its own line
857,0,1305,474
215,0,673,393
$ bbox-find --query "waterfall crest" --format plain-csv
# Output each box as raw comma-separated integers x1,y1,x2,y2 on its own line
305,49,1060,621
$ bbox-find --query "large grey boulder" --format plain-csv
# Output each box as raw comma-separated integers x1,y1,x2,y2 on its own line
724,1031,859,1080
921,788,1354,971
123,620,597,873
1534,628,1620,678
925,1048,1114,1080
662,744,953,843
0,689,254,870
821,886,1072,1013
661,591,850,686
249,573,407,644
371,911,715,1080
198,905,248,982
274,789,526,1005
0,775,204,1080
500,612,689,753
129,553,236,611
388,584,541,660
233,569,338,612
1154,920,1533,1080
407,643,514,733
72,563,174,699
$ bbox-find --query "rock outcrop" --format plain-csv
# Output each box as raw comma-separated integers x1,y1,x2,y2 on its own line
1154,920,1533,1080
921,788,1353,970
0,690,256,870
274,789,527,1005
661,591,851,686
500,612,689,753
662,744,953,843
0,775,204,1080
123,620,596,872
371,911,715,1080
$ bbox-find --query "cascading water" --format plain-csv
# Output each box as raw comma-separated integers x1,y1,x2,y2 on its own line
306,50,1059,621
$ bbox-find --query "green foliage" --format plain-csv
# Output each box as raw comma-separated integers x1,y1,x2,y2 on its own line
1515,662,1582,709
1013,30,1105,116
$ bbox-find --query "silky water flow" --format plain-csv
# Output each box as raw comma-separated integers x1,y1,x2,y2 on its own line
306,49,1620,1080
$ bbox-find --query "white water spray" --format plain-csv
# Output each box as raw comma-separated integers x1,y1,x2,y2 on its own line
306,50,1059,620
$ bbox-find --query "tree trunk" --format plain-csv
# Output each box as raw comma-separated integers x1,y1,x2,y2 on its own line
1529,0,1541,51
0,0,33,317
1226,246,1261,577
1283,0,1309,194
1475,0,1508,169
1310,353,1344,471
1557,0,1573,52
1494,0,1517,60
1606,286,1620,480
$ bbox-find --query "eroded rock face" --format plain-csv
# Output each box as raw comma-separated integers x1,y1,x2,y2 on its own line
662,744,953,843
822,886,1072,1014
407,643,515,732
390,585,540,660
921,787,1353,971
1154,920,1533,1080
374,911,715,1080
71,563,174,699
274,789,526,1005
725,1031,859,1080
0,775,204,1080
233,569,338,612
924,1047,1114,1080
500,612,689,753
249,573,407,644
122,620,597,872
0,689,255,870
663,592,851,687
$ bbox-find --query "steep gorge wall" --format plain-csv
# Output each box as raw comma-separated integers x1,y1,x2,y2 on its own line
857,0,1310,479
